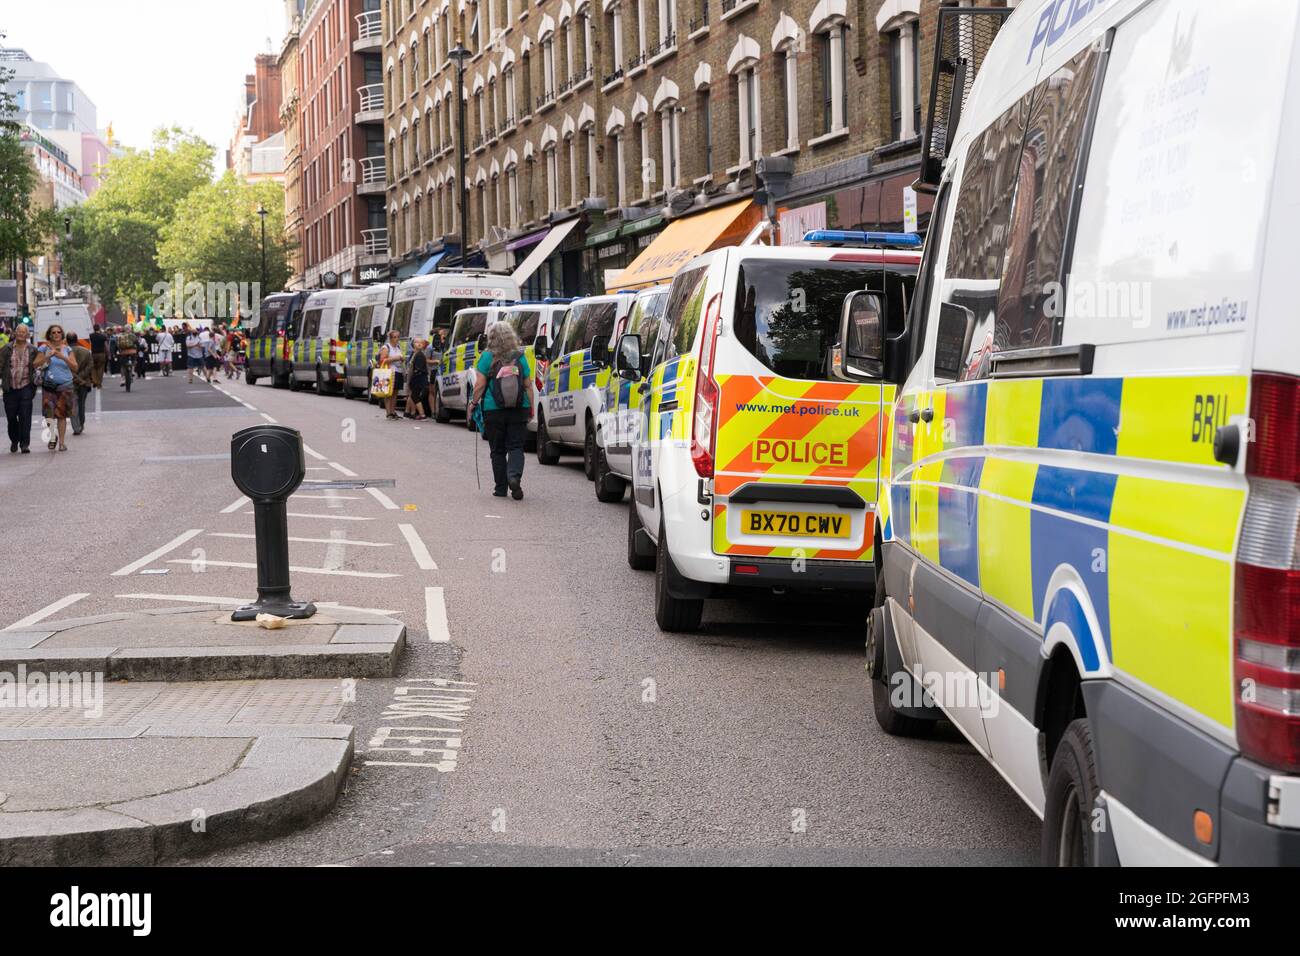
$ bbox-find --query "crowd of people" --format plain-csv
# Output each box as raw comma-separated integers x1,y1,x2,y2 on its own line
0,320,247,454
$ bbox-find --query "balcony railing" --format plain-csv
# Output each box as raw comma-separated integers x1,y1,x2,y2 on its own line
603,66,624,86
572,65,593,86
721,0,738,12
355,10,382,40
359,155,385,185
356,83,384,113
689,5,709,31
558,76,574,96
362,228,389,257
647,33,677,57
536,90,555,109
627,50,648,71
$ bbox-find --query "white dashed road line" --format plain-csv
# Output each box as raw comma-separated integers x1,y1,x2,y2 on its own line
112,529,205,576
366,486,399,510
205,532,392,547
261,413,278,423
425,586,450,643
302,443,327,461
117,593,399,616
165,559,399,579
399,523,438,570
328,461,358,477
220,496,250,514
5,593,90,631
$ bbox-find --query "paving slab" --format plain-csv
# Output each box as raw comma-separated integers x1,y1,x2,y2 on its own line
0,606,405,680
0,679,355,865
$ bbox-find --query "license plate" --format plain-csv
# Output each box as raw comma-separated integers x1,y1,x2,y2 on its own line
741,509,851,539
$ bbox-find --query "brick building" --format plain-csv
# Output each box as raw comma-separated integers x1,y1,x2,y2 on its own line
228,54,284,174
281,1,307,287
298,0,390,289
379,0,1008,294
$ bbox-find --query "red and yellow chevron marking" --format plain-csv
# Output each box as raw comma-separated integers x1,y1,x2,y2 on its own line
711,375,886,561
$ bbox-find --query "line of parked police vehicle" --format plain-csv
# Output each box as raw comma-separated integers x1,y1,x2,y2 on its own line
239,0,1300,868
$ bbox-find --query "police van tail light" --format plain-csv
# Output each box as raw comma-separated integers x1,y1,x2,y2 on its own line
690,293,723,479
1235,373,1300,772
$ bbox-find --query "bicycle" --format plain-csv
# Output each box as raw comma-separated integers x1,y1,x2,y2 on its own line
118,350,135,392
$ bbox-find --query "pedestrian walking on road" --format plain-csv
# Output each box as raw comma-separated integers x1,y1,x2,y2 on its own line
137,327,153,380
470,322,532,500
406,337,429,420
89,326,108,387
67,333,93,436
34,324,77,452
203,329,221,383
379,329,405,420
114,326,139,388
185,328,204,383
1,323,37,453
156,327,174,376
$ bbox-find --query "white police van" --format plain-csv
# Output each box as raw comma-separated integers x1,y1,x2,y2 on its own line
867,0,1300,866
536,292,638,474
498,300,571,442
342,282,393,399
435,304,514,425
594,284,671,502
291,288,362,393
624,236,920,625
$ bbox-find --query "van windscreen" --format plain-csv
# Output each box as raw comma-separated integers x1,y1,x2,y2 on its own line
732,260,897,381
450,311,488,346
508,310,541,342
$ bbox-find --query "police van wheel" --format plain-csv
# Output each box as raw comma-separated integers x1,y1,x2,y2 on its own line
583,420,598,480
627,503,655,571
434,391,451,423
868,605,937,739
654,522,703,633
245,369,257,386
594,446,626,503
536,415,560,465
342,379,358,400
1042,719,1102,867
315,364,329,393
288,366,302,392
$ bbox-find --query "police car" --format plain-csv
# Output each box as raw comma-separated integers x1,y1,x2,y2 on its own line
536,292,638,474
868,0,1300,866
593,284,671,503
623,236,920,622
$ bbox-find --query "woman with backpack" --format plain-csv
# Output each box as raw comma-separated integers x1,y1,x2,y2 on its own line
469,322,532,500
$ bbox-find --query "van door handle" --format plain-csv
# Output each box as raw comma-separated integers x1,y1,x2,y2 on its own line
908,407,934,424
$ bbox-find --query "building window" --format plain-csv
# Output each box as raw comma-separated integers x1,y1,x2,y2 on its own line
658,0,675,46
659,106,679,188
611,131,627,206
699,90,713,174
778,46,798,149
545,147,559,210
507,165,519,227
585,128,597,199
735,66,758,164
887,18,920,141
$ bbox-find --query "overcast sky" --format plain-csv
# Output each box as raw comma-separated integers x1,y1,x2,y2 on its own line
4,0,286,160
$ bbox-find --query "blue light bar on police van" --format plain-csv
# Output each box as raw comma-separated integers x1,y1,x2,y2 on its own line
801,230,922,248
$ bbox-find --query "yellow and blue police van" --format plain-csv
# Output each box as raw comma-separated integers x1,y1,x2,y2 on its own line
536,293,638,474
868,0,1300,866
342,282,393,400
435,304,515,425
291,288,363,394
245,290,309,387
497,300,572,443
388,271,519,406
624,236,921,624
594,284,671,503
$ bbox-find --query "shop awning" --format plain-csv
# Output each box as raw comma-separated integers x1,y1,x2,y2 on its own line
506,228,550,252
414,250,449,275
607,200,759,291
584,224,621,248
510,219,579,287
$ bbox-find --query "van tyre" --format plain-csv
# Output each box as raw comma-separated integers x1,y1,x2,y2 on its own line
288,366,302,391
654,521,703,633
245,369,258,386
1042,719,1102,867
594,445,627,503
342,378,358,400
583,419,597,480
867,596,938,738
627,503,655,570
434,390,450,422
536,414,560,465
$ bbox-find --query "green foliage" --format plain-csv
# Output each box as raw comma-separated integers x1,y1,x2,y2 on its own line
158,171,292,295
0,128,42,265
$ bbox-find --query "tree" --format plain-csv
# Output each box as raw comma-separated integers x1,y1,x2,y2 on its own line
0,33,46,273
158,172,293,302
61,127,214,306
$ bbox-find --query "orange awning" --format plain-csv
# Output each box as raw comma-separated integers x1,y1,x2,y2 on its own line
607,200,760,291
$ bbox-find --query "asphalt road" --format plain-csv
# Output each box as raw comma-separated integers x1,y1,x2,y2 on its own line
0,369,1039,865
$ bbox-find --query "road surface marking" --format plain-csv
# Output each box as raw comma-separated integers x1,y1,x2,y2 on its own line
324,526,347,572
239,511,374,521
4,593,90,631
261,413,278,423
366,486,399,510
290,494,361,501
143,453,228,462
206,532,392,547
399,524,438,569
425,586,450,643
240,402,257,410
166,559,398,578
302,443,327,461
112,529,204,576
117,593,397,614
328,461,359,477
220,496,250,514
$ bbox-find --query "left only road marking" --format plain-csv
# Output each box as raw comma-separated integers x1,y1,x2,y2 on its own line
112,529,204,577
4,593,89,631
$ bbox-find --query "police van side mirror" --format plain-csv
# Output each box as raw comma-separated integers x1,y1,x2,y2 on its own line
835,291,886,380
590,334,611,367
615,334,642,380
534,335,550,362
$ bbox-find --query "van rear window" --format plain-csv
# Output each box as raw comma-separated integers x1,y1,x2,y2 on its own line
302,309,322,339
732,260,887,380
390,300,415,337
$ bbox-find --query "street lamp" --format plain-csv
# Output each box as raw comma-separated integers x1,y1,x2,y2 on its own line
448,39,471,269
256,204,268,314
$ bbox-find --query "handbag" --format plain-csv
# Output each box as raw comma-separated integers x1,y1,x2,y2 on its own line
371,365,394,398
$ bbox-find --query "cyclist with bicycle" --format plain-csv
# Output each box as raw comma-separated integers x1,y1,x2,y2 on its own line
115,326,139,391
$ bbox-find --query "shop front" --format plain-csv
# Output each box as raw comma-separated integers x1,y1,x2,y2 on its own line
607,200,760,292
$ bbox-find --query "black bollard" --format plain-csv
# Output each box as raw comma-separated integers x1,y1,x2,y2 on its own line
228,424,317,622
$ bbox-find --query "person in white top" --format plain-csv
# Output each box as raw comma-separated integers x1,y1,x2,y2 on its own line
156,328,175,376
